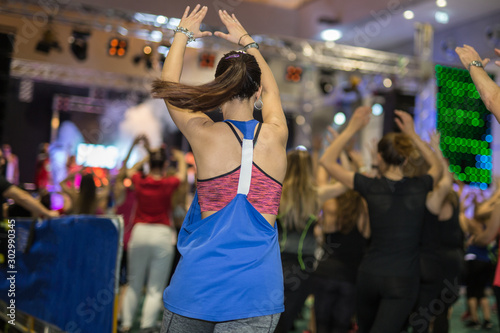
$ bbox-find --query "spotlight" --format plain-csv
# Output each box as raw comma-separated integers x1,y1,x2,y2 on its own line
285,65,303,83
403,10,415,20
320,29,342,42
435,11,449,24
319,69,335,95
333,112,346,126
436,0,447,7
108,37,128,57
372,103,384,116
35,28,62,54
69,30,91,61
133,45,153,70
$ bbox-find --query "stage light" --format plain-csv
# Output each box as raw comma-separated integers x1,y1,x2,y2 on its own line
435,11,449,24
199,52,216,68
320,29,342,42
35,28,62,54
156,15,167,24
436,0,447,7
133,44,154,70
383,78,392,88
403,10,415,20
334,112,346,126
372,103,384,116
108,38,128,57
319,69,335,94
69,30,91,61
285,65,303,83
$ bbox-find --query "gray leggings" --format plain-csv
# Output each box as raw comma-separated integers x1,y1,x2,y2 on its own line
161,309,281,333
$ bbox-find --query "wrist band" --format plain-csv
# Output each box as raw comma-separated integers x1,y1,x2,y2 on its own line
238,33,250,46
371,164,379,169
174,26,195,43
242,42,259,51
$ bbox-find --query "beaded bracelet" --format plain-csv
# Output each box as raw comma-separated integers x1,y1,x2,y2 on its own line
242,42,259,51
174,26,195,43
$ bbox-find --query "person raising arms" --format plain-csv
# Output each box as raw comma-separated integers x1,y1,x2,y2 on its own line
319,107,442,333
151,5,288,332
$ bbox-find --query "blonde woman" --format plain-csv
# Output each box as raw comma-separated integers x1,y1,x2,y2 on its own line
275,149,346,333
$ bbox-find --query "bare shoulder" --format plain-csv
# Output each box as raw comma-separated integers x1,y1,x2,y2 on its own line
253,123,288,183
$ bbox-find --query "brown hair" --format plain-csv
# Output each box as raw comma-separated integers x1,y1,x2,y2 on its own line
151,51,261,112
76,174,97,214
279,150,319,231
404,149,429,178
336,190,364,234
378,132,415,167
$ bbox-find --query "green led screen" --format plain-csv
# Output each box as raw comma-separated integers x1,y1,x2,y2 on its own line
436,65,493,189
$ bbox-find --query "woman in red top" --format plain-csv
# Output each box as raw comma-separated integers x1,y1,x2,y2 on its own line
121,137,186,333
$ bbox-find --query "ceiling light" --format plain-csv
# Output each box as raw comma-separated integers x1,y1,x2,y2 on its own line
436,0,447,7
435,11,449,24
403,10,414,20
320,29,342,42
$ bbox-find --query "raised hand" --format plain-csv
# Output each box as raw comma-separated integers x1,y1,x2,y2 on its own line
455,44,490,70
178,5,212,39
347,106,371,132
394,110,415,135
214,10,252,46
495,48,500,67
429,130,441,151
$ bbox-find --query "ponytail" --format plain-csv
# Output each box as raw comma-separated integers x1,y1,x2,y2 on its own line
151,51,261,113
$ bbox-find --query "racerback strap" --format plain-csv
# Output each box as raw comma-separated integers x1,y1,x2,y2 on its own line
224,119,259,196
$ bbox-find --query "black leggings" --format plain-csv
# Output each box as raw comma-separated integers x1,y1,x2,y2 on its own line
313,276,356,333
356,272,419,333
465,260,494,299
408,256,443,333
274,260,314,333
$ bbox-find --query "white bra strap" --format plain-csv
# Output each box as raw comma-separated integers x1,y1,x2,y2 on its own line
237,139,254,195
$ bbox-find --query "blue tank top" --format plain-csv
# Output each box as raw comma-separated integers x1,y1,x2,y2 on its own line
163,119,284,321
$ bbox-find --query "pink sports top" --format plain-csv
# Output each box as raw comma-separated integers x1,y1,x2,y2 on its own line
197,122,282,215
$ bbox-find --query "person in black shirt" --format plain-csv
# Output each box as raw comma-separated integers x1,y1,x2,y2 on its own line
320,107,442,333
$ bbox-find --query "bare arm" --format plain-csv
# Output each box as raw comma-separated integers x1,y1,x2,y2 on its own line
426,131,453,215
473,203,500,246
456,45,500,123
215,10,288,146
159,5,213,138
317,182,348,207
3,186,59,218
319,106,371,189
395,110,442,187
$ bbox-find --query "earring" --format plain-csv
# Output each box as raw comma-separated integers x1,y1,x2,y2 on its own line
254,98,263,110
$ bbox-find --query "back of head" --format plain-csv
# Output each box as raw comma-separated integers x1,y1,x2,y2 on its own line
77,174,97,214
149,147,167,170
151,51,261,112
280,150,318,231
378,132,415,167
